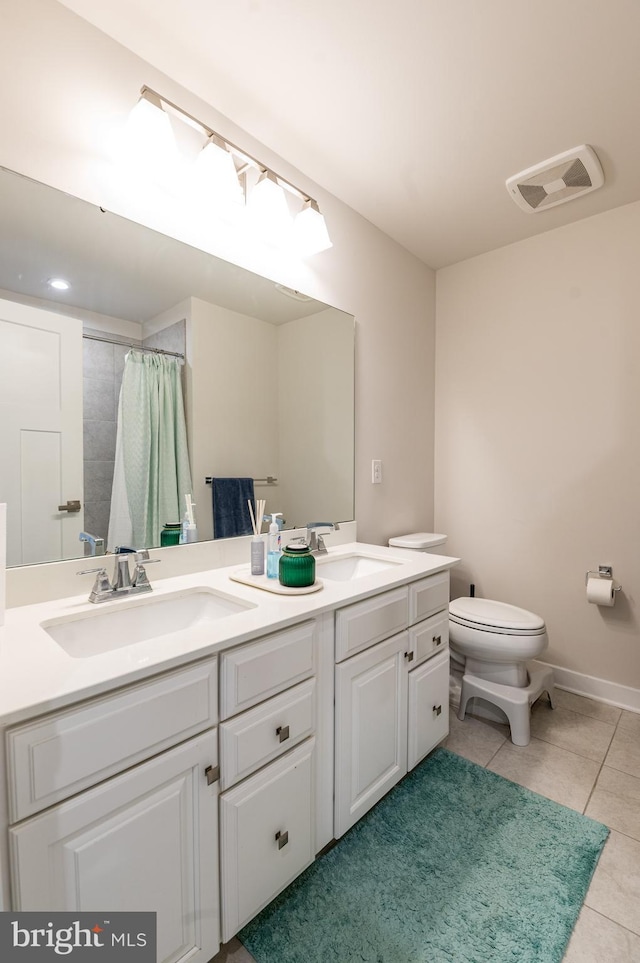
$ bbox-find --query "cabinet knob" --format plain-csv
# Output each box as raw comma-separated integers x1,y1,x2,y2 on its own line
275,830,289,850
433,635,442,646
276,725,290,743
404,651,415,662
204,765,220,785
433,704,442,717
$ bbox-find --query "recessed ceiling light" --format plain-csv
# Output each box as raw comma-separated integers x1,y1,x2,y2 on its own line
48,278,71,291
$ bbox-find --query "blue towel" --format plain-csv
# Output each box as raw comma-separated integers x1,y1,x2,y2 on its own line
212,477,255,539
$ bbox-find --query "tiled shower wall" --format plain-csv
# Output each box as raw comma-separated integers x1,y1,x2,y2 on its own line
81,320,186,553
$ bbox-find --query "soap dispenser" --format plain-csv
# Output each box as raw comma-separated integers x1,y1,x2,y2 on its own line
266,513,283,578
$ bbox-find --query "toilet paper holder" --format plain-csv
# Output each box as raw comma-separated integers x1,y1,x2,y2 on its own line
585,565,622,591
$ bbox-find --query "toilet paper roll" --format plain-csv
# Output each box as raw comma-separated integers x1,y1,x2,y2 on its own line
586,575,615,607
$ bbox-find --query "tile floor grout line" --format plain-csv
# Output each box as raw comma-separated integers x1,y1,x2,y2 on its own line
580,905,640,938
582,754,607,815
527,727,611,766
483,737,507,769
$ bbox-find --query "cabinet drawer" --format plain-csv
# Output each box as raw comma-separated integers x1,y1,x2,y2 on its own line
220,621,316,719
409,571,449,624
219,679,315,790
7,658,218,822
220,738,315,941
409,611,449,667
335,587,408,662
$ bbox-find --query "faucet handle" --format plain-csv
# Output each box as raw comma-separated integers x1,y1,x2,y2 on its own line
77,567,112,602
132,554,160,589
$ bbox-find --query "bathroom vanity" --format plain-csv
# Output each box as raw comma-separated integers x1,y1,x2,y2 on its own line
0,542,457,962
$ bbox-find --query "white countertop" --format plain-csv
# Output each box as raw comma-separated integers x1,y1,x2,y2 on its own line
0,543,459,727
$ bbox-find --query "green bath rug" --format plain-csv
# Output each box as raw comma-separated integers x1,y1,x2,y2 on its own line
239,748,608,963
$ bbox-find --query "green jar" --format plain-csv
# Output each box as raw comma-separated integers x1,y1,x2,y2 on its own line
160,522,182,547
279,541,315,588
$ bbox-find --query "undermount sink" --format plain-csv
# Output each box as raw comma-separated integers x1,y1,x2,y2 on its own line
42,588,256,659
315,553,404,581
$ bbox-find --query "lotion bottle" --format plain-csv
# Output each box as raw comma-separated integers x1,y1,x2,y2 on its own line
266,513,283,578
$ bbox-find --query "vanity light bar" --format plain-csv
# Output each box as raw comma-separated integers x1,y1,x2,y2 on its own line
138,86,321,211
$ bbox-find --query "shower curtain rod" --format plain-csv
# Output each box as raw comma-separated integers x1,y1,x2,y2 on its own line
82,332,185,360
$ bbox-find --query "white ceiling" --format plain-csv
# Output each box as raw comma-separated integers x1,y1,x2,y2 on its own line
58,0,640,269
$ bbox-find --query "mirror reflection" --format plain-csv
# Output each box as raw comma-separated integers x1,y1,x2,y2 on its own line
0,167,355,568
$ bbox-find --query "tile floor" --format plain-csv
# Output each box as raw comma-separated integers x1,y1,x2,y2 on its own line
212,689,640,963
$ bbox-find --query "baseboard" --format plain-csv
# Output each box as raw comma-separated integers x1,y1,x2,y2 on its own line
532,659,640,714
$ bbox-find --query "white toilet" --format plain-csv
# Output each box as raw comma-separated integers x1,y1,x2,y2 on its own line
388,533,555,746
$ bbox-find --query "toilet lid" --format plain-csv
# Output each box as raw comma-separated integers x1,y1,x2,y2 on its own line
449,597,545,633
388,533,447,550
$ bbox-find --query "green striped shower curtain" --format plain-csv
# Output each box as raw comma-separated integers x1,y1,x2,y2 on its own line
108,350,192,551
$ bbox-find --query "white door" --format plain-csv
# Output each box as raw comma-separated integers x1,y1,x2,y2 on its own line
334,632,409,837
9,731,220,963
407,648,450,770
0,297,83,565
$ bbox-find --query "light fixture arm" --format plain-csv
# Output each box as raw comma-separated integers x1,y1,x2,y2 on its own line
139,85,315,207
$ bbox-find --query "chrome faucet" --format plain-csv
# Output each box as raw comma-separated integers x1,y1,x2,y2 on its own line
305,521,340,555
78,550,160,603
79,531,105,557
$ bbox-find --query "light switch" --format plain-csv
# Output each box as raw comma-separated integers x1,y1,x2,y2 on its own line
372,460,382,484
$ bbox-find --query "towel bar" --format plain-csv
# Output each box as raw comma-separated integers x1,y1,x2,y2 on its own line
205,476,277,485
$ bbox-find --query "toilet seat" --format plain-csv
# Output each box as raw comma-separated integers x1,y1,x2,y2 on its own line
449,597,546,636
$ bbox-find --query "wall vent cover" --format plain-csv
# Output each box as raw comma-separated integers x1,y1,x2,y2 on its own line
506,145,604,213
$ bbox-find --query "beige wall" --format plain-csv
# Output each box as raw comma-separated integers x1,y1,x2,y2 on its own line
1,0,436,555
187,298,278,542
278,309,354,528
435,201,640,689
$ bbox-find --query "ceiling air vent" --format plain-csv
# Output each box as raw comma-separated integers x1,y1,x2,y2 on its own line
506,145,604,213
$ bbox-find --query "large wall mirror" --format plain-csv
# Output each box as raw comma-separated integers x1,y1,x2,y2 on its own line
0,166,355,568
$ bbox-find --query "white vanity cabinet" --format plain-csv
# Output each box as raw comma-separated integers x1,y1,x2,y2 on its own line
334,572,450,837
1,547,456,955
6,658,221,963
217,619,324,944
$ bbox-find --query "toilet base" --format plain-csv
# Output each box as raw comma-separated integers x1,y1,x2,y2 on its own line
458,665,555,746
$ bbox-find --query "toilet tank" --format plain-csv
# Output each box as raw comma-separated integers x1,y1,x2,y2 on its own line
388,532,447,553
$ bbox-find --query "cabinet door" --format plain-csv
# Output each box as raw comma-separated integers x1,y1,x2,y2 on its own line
220,738,315,943
407,647,450,770
10,731,219,963
334,632,408,838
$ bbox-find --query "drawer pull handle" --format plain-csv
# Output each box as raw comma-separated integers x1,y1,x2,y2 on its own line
404,651,415,662
433,704,442,717
275,830,289,850
433,635,442,646
276,725,290,743
204,765,220,786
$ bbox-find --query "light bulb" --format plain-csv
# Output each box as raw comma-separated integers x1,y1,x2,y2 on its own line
119,92,179,186
246,171,293,246
293,200,332,255
191,138,243,220
47,278,71,291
